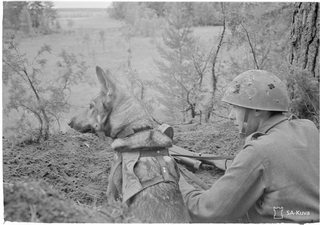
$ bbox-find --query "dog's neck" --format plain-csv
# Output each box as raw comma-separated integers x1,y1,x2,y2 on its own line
109,95,154,139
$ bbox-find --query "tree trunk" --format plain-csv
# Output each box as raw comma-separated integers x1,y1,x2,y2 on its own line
41,109,50,140
289,2,319,78
288,2,319,126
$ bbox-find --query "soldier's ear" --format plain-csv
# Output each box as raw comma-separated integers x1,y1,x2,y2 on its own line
96,66,116,96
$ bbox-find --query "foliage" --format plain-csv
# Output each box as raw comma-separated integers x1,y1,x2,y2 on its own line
154,3,199,122
224,3,293,74
19,5,34,35
144,2,166,17
3,2,28,29
109,2,224,38
112,2,165,37
286,68,319,127
3,36,88,142
28,1,44,28
196,2,226,123
221,2,319,126
108,2,127,20
110,2,318,125
124,49,145,101
191,2,223,26
28,1,57,34
109,2,224,27
118,45,162,124
3,1,57,35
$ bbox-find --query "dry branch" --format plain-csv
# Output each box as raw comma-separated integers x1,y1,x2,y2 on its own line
241,23,260,69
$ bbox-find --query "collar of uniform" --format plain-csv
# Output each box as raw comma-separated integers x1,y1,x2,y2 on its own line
256,113,288,134
243,114,288,146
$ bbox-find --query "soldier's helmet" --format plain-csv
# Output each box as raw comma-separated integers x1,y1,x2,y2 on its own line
222,70,289,111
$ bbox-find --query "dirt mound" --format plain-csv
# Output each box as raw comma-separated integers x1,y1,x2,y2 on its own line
3,131,113,205
174,120,241,155
3,120,240,222
4,181,137,222
173,120,241,185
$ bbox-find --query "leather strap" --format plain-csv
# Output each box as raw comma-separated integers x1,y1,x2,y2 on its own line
240,108,249,139
170,153,234,160
122,151,142,203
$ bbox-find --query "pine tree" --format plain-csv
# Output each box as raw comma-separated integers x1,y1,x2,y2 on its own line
154,3,198,122
28,1,44,29
19,5,34,35
3,2,28,29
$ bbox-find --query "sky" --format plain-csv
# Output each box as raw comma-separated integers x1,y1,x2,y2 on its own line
53,1,112,8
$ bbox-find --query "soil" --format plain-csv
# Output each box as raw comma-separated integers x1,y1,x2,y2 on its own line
3,119,241,222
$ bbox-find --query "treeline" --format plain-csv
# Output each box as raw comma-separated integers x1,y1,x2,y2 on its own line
3,1,58,35
108,2,223,27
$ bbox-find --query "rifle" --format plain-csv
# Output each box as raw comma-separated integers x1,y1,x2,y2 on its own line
157,124,234,170
169,144,234,171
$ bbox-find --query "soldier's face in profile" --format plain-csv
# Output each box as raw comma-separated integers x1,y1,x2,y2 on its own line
229,105,260,137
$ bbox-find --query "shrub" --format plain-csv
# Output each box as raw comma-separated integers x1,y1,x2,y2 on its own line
286,68,319,127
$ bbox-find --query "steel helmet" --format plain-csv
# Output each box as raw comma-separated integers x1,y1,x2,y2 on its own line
222,70,289,111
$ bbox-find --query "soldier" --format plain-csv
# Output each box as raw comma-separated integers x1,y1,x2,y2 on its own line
179,70,319,223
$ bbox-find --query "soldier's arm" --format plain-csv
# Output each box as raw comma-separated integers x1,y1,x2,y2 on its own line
179,146,267,222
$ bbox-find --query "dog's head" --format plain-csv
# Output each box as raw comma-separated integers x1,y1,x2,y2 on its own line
68,66,152,139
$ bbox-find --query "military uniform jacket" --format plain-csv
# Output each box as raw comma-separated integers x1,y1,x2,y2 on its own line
179,114,319,223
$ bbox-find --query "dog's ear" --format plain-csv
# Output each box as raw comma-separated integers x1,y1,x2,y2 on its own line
96,66,116,95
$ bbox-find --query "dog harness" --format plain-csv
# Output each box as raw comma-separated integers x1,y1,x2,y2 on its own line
111,129,179,203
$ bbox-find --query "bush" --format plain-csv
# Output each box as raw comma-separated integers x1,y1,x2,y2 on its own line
3,37,89,141
110,3,166,37
286,68,319,127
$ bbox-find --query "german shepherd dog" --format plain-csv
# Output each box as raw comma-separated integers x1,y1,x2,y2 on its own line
68,66,190,222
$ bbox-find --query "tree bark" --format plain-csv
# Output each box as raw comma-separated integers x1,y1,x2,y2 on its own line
288,2,319,127
289,2,319,78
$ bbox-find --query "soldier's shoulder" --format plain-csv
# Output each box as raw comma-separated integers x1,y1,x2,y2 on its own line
296,118,318,130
